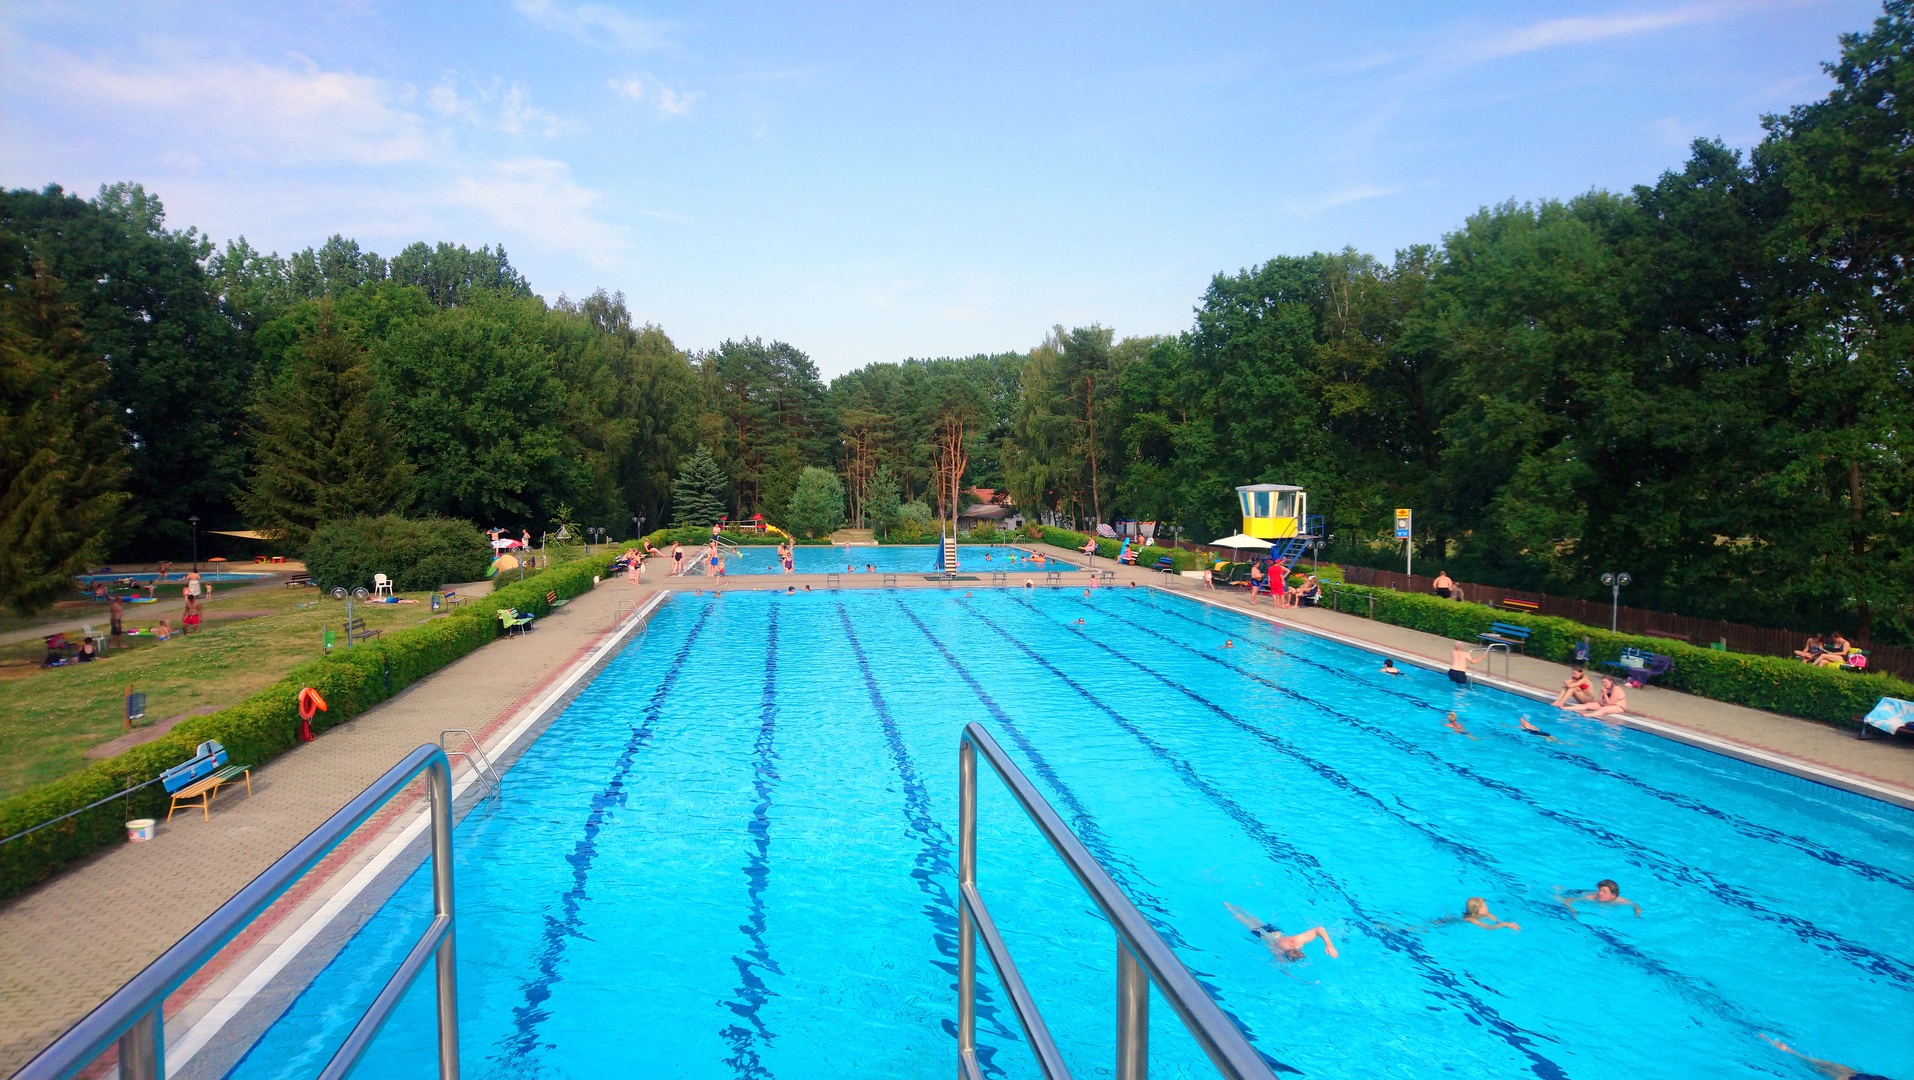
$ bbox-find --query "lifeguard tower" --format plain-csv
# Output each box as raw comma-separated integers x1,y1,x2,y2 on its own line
1235,484,1323,568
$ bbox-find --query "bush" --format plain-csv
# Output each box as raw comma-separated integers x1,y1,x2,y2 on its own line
0,553,609,900
304,515,491,592
785,467,847,539
1325,583,1913,731
1030,525,1207,571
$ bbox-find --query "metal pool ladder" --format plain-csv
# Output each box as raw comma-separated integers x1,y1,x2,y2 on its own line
958,723,1277,1080
17,745,463,1080
441,728,502,800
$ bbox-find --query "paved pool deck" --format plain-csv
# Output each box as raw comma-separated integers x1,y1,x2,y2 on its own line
3,554,1908,1075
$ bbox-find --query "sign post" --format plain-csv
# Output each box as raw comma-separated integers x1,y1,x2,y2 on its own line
1395,509,1413,578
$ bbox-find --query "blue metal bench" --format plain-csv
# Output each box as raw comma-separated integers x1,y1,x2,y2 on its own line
1151,555,1178,576
1602,646,1674,684
1477,621,1533,653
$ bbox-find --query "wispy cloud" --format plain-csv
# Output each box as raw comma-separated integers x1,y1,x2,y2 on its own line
1284,183,1402,218
447,157,626,267
608,73,700,116
513,0,673,52
1426,4,1731,73
429,74,574,137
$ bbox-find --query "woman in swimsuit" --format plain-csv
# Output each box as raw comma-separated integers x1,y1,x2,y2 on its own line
1226,903,1338,961
1569,676,1627,717
671,542,684,575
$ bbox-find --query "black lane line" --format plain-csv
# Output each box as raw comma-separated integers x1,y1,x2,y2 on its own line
997,596,1764,1037
896,598,1305,1077
836,604,1020,1078
972,599,1572,1080
720,601,785,1080
1063,593,1914,990
1125,591,1914,893
498,603,717,1070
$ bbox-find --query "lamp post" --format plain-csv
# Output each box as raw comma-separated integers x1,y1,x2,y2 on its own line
188,515,200,573
1600,572,1632,633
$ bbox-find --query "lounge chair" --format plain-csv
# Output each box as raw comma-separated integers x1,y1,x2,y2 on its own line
498,608,535,636
1859,697,1913,740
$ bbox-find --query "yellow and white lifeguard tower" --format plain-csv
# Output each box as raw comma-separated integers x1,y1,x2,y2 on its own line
1236,484,1308,539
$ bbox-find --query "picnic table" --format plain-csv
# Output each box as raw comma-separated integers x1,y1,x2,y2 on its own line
167,764,253,822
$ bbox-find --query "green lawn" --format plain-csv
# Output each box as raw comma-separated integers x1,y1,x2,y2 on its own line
0,586,449,798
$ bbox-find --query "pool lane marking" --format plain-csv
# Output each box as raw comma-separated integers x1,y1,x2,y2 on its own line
894,598,1305,1078
993,596,1765,1038
720,601,784,1080
969,600,1574,1080
165,590,668,1078
1054,593,1914,990
1114,592,1914,893
835,604,1022,1077
495,602,718,1070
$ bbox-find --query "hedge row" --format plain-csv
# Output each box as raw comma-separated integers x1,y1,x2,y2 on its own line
1323,583,1910,731
0,555,613,901
640,526,829,547
1029,525,1208,572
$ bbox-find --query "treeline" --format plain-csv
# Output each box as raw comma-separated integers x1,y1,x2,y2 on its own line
2,6,1907,642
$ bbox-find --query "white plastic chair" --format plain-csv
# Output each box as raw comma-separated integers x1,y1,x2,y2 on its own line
373,573,393,598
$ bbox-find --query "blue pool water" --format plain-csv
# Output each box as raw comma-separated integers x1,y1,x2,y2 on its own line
683,544,1079,576
228,588,1914,1080
77,571,273,585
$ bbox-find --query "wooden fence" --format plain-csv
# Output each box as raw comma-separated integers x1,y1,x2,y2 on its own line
1321,563,1913,680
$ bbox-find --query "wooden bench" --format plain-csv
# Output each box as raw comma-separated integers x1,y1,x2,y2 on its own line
344,617,382,643
167,764,252,822
284,574,314,589
1477,621,1533,653
1641,629,1692,643
1500,596,1541,613
545,589,569,610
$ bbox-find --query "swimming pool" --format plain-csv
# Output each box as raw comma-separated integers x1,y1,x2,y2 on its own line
76,571,274,585
225,588,1913,1079
680,544,1079,576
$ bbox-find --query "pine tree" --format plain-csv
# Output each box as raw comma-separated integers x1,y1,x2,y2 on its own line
237,302,413,546
786,466,846,539
671,445,730,527
0,262,130,615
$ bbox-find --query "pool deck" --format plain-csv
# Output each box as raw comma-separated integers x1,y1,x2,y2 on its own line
3,554,1910,1075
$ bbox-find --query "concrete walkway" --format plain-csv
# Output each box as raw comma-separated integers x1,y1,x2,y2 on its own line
4,548,1909,1074
0,575,651,1076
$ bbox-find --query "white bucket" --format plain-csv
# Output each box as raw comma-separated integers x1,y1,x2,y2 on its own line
126,819,156,842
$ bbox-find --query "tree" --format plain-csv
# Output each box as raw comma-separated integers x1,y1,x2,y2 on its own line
866,464,902,538
236,302,413,546
786,466,846,539
0,258,129,614
672,446,731,527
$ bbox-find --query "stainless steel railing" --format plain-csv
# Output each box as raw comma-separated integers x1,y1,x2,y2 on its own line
440,729,502,800
958,723,1277,1080
18,744,462,1080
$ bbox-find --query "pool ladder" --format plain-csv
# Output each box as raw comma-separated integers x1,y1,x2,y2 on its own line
958,723,1277,1080
440,729,502,800
18,745,463,1080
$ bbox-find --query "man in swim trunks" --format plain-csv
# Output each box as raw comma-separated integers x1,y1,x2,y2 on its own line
1448,642,1483,685
1760,1034,1892,1080
1559,879,1642,917
1518,716,1557,741
109,594,124,643
182,594,203,635
1226,903,1338,961
1552,666,1596,707
1433,571,1454,599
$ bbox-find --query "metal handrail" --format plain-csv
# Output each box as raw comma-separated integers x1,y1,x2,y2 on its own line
1482,641,1511,679
18,745,461,1080
440,729,502,800
959,723,1276,1080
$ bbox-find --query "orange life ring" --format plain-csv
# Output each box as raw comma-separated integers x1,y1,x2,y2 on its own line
298,686,328,721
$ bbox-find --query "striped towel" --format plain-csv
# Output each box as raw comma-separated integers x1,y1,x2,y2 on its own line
1863,697,1914,736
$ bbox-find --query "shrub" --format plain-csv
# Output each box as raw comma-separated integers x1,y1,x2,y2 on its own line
0,553,609,900
304,515,491,592
785,467,847,539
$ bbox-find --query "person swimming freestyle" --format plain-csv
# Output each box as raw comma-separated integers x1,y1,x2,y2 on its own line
1226,903,1338,961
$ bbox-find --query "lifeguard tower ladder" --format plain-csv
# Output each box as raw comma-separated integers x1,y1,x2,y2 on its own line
1235,484,1323,570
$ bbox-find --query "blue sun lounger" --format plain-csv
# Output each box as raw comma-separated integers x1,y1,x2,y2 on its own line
1859,697,1913,740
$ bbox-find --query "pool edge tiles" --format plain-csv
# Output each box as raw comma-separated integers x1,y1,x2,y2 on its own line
1159,583,1914,812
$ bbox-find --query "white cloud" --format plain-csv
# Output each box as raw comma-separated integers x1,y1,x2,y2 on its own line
608,73,701,116
429,74,572,136
1428,4,1731,73
1284,183,1401,218
25,45,433,166
447,157,626,267
1647,115,1706,147
513,0,673,52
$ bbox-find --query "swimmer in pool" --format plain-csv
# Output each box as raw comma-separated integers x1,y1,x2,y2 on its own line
1759,1034,1892,1080
1444,711,1476,739
1224,640,1235,649
1518,716,1557,741
1558,879,1642,917
1226,903,1338,961
1445,897,1520,932
1380,658,1401,676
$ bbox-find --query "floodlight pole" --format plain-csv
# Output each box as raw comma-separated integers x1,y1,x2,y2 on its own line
188,516,200,573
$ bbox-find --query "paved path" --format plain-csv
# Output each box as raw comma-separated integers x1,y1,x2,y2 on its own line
5,549,1909,1074
0,576,649,1076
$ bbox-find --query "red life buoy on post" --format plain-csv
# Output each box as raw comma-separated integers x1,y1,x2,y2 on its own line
297,686,328,742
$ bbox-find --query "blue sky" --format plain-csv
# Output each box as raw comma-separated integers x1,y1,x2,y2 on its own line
0,1,1880,375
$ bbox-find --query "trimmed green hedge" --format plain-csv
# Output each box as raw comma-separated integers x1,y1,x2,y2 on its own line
1030,525,1207,572
304,514,492,592
0,556,611,901
1323,583,1911,731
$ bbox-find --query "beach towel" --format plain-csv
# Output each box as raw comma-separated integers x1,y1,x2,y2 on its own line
1862,697,1913,736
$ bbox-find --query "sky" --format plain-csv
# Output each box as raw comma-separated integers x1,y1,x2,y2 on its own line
0,1,1883,376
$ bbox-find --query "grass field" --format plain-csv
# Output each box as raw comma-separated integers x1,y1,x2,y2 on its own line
0,585,451,798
